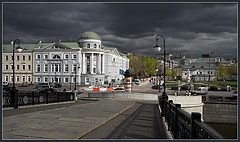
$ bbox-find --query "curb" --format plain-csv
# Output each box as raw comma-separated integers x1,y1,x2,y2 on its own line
3,101,76,111
77,102,136,139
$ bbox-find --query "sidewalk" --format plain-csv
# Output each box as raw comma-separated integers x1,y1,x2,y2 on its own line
3,100,135,139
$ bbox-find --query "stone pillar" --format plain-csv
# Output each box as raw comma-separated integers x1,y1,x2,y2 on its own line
98,54,100,74
82,53,85,74
90,53,93,74
102,54,105,74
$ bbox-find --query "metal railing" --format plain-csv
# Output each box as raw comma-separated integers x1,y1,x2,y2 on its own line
3,90,75,108
159,95,223,139
202,95,237,102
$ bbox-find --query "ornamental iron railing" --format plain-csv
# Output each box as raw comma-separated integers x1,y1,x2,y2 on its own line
159,95,223,139
3,90,75,108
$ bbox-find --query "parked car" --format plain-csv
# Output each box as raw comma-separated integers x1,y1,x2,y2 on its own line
208,85,220,91
152,84,163,90
192,87,208,95
134,79,141,85
114,87,125,92
180,84,192,91
54,83,62,88
171,85,178,90
36,82,53,91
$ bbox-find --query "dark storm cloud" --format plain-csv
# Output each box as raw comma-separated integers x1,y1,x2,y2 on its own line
3,3,237,59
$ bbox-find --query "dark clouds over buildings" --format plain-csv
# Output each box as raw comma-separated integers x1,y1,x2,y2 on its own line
3,3,237,59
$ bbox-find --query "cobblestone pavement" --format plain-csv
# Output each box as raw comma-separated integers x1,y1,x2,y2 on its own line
3,100,135,139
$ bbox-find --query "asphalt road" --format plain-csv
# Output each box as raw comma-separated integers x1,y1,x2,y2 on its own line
132,80,236,97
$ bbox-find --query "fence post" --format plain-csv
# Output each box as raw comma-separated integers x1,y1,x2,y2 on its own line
46,91,48,104
57,92,60,103
191,112,201,139
160,96,164,117
174,104,181,139
32,92,35,105
164,95,169,119
66,92,68,101
167,100,173,130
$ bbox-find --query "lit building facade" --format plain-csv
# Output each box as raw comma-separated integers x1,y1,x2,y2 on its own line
2,46,34,85
2,32,129,86
32,31,129,86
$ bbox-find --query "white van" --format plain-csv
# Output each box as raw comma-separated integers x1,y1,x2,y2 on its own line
194,87,208,95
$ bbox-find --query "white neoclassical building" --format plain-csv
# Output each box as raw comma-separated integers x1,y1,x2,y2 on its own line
32,31,129,86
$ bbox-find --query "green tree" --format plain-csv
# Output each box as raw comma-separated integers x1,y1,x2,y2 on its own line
127,54,157,78
216,64,227,79
227,64,237,76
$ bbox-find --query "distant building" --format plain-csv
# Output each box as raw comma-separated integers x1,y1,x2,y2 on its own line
182,56,231,81
2,46,33,84
2,31,129,86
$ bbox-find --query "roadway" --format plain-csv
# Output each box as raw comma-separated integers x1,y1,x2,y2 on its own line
132,80,235,97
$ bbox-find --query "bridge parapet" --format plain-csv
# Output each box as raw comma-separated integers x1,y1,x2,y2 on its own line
159,95,223,139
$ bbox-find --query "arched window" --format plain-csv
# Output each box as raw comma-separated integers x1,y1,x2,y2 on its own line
99,45,101,48
87,43,90,48
94,44,97,48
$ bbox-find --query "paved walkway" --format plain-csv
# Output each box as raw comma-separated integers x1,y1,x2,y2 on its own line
81,103,168,139
3,100,135,139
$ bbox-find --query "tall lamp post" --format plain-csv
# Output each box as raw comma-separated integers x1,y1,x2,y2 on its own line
12,39,23,109
74,63,80,102
70,73,73,90
153,34,166,96
74,63,80,91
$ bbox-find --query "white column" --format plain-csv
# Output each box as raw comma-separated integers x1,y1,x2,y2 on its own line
91,53,93,74
102,54,105,74
98,54,101,74
82,53,85,74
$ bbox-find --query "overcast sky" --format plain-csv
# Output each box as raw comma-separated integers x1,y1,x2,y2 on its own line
3,3,237,59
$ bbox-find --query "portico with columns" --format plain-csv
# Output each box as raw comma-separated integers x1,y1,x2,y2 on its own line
30,31,129,86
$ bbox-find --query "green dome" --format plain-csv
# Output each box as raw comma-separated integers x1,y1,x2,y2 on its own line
79,31,101,40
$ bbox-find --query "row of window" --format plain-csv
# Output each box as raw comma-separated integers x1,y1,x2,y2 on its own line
35,77,101,83
184,71,213,75
5,65,31,71
35,54,77,60
36,77,76,83
5,55,31,61
86,43,101,48
5,75,31,82
36,64,78,72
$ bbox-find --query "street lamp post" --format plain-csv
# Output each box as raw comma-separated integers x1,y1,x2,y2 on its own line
154,34,166,96
70,73,73,90
74,63,80,91
74,63,80,102
12,39,23,109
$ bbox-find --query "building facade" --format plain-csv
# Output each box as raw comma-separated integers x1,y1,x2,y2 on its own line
2,47,33,85
2,31,129,86
32,31,129,86
181,57,231,81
